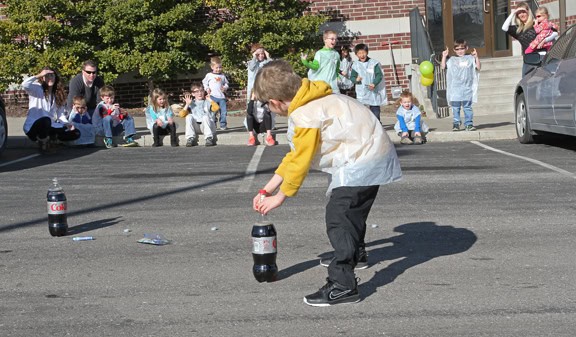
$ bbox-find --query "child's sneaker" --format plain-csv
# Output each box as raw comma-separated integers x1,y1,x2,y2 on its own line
413,136,423,145
186,137,198,147
265,135,276,146
205,137,216,147
400,136,413,145
247,135,257,146
452,123,460,132
103,137,113,149
303,278,360,307
465,125,477,131
123,136,139,147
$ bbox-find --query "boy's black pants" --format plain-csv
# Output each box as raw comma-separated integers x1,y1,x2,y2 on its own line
326,185,379,289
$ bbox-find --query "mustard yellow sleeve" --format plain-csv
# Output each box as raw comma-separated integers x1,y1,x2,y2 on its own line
274,126,321,197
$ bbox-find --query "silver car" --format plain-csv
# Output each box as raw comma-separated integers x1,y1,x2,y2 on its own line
514,24,576,143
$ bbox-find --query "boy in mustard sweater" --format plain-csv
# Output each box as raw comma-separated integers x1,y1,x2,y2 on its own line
251,60,402,307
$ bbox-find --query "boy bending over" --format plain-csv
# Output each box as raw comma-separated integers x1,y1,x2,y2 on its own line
252,60,402,307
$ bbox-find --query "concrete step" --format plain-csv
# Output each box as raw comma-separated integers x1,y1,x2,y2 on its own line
472,102,514,115
477,85,518,97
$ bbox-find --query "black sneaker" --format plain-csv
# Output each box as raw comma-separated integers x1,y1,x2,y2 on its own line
303,278,360,307
319,247,368,270
205,137,216,147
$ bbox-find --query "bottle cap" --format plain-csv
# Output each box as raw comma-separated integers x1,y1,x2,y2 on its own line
259,189,267,195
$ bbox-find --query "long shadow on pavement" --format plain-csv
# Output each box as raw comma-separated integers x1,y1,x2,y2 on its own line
360,221,477,299
67,217,123,235
276,221,477,299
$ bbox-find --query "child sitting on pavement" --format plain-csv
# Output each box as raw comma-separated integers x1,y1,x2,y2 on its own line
92,85,138,148
145,88,179,147
180,83,217,147
251,60,402,307
394,91,429,145
68,96,95,146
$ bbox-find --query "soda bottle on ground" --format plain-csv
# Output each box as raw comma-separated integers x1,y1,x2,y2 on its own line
47,178,68,237
251,190,278,282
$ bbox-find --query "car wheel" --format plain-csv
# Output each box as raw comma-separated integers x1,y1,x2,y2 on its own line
515,93,534,144
0,103,7,155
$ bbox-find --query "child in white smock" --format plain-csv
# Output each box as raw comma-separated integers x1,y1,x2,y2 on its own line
394,91,429,145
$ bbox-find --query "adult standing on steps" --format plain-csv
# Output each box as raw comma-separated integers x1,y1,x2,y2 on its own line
66,60,105,117
501,1,558,76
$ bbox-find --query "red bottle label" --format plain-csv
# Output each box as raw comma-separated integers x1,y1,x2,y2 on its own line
47,201,67,215
252,236,277,254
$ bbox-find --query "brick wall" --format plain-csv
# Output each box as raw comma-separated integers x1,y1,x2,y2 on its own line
312,0,424,101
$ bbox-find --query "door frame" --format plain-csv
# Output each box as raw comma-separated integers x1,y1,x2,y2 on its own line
442,0,512,57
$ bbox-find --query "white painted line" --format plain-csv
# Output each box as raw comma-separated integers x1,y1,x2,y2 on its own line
237,146,265,192
471,141,576,179
0,154,40,168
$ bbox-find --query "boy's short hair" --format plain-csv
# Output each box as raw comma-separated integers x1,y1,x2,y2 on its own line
210,56,222,66
190,82,203,91
253,60,301,103
99,85,115,97
323,30,337,39
73,96,87,106
354,43,369,54
454,39,468,48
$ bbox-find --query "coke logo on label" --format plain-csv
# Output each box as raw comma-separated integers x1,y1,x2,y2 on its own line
252,236,277,254
47,201,67,214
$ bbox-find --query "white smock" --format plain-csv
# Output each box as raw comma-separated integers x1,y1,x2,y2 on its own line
288,93,402,196
394,105,429,134
351,58,388,106
68,109,95,145
446,55,479,103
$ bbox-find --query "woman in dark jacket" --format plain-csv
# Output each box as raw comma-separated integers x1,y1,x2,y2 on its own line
502,1,558,76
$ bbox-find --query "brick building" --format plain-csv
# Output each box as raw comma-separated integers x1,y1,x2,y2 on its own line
2,0,575,110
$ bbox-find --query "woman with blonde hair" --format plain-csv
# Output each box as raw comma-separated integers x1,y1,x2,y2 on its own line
502,1,558,76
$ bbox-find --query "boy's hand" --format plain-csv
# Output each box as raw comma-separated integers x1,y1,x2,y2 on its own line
183,93,193,105
356,75,363,83
253,193,286,215
264,50,270,59
368,83,375,91
300,52,307,60
470,48,478,57
442,46,449,58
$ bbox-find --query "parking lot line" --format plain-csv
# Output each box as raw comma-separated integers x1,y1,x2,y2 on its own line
0,154,40,168
471,141,576,179
237,146,265,193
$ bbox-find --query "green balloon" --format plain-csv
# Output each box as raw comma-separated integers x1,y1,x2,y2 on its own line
419,61,434,76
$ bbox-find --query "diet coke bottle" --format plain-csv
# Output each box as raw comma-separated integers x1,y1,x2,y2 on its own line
251,190,278,282
47,178,68,237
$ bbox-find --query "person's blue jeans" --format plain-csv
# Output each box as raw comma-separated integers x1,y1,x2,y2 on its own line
102,115,136,138
369,105,381,122
450,101,474,126
210,96,227,128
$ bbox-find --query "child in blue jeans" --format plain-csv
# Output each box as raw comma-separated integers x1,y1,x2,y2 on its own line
202,56,229,130
92,85,137,148
441,39,481,131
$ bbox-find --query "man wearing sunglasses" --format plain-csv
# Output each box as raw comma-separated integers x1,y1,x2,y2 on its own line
66,60,105,117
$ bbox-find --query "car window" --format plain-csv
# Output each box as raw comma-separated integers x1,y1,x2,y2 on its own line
545,25,575,64
565,25,576,59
